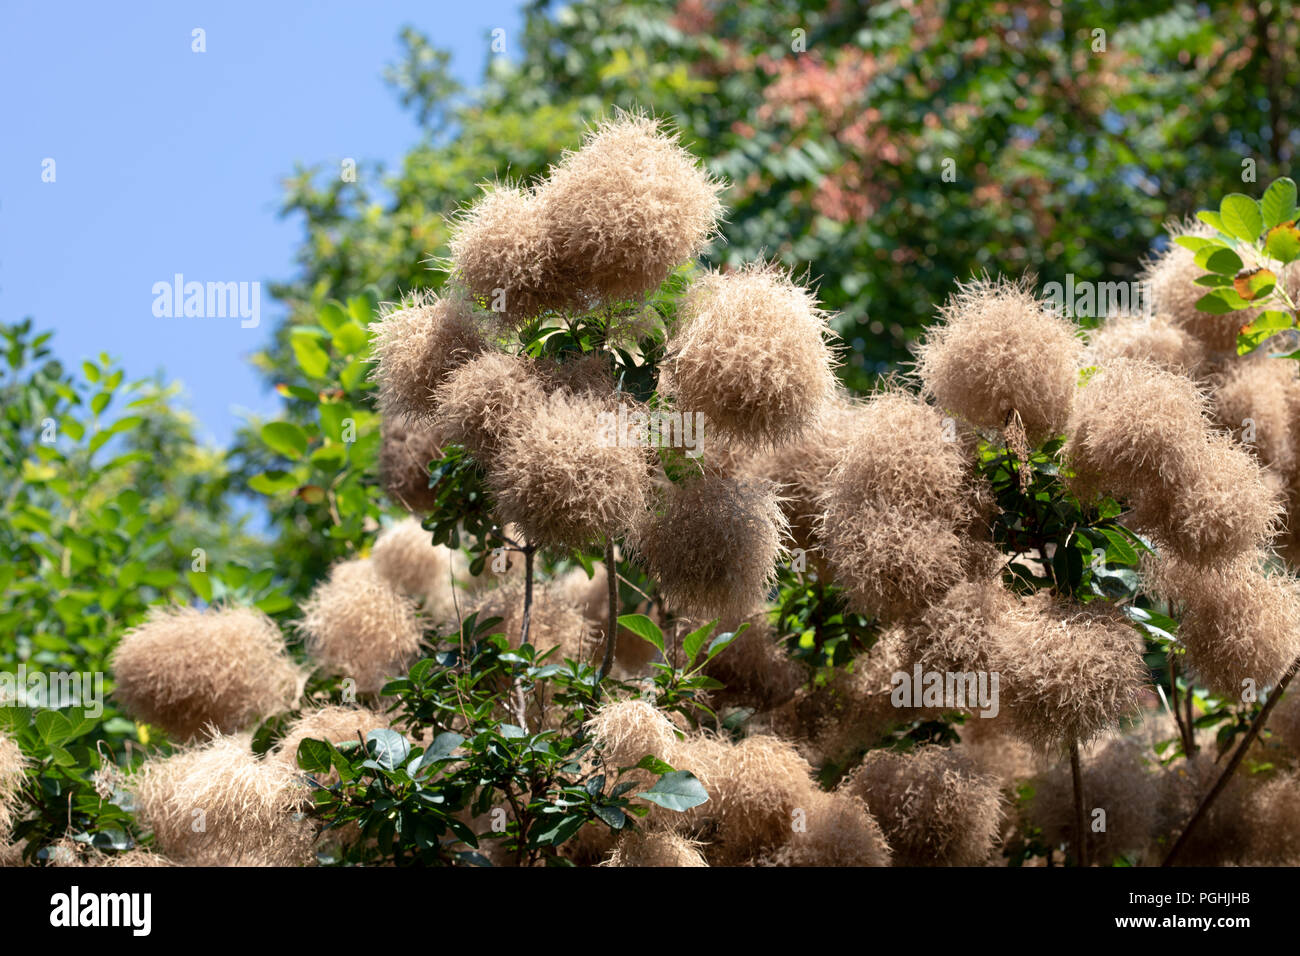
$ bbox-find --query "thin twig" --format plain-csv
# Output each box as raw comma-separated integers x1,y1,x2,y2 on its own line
1169,652,1191,756
510,543,536,730
1163,651,1300,866
616,571,654,607
596,538,619,691
519,545,535,647
1070,738,1089,867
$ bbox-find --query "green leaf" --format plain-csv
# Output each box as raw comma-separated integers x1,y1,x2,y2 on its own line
366,729,410,770
36,710,73,745
254,593,293,614
330,321,369,356
1266,224,1300,264
1194,292,1237,314
592,804,626,829
1193,273,1233,287
618,613,664,655
318,302,350,333
276,383,318,403
635,754,674,775
1261,178,1297,230
261,422,308,460
638,771,709,812
339,356,368,392
291,332,330,380
1194,245,1244,276
107,415,145,435
297,737,334,773
1196,210,1226,233
1097,528,1138,566
704,622,748,662
681,619,717,668
248,470,298,495
532,813,586,846
346,294,375,324
310,445,346,469
187,570,213,602
1238,310,1294,354
1173,235,1221,253
1220,194,1263,241
414,731,464,769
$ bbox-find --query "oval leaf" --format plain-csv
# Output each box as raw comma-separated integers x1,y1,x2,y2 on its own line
1195,245,1244,276
261,422,308,460
681,619,718,667
1266,223,1300,264
638,770,709,812
617,613,665,654
296,737,334,773
1261,177,1298,230
1233,268,1276,302
1220,193,1263,242
366,729,410,771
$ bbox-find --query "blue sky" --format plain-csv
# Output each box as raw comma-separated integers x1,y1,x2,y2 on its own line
1,0,522,447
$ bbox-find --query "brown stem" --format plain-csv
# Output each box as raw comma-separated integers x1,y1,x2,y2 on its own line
511,543,536,730
1184,670,1197,757
596,537,619,690
502,782,528,868
1070,738,1089,867
1163,651,1300,866
1169,653,1192,756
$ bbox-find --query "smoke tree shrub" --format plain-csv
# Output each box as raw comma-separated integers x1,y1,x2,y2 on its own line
7,127,1300,868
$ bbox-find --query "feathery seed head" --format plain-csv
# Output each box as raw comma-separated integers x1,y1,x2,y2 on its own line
1086,310,1205,373
111,606,301,741
741,392,864,559
490,390,652,551
632,473,787,621
1148,431,1282,565
1063,358,1210,496
1025,735,1159,864
767,790,891,867
0,731,25,841
671,732,817,864
1142,219,1259,354
845,746,1004,866
269,706,390,784
665,263,838,445
1209,354,1298,475
296,559,424,697
371,517,468,626
369,290,490,423
378,416,447,514
431,351,547,469
603,829,708,867
465,578,592,664
130,734,314,866
540,112,724,305
991,599,1147,751
1143,551,1300,697
917,276,1083,444
585,699,680,771
449,183,564,326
